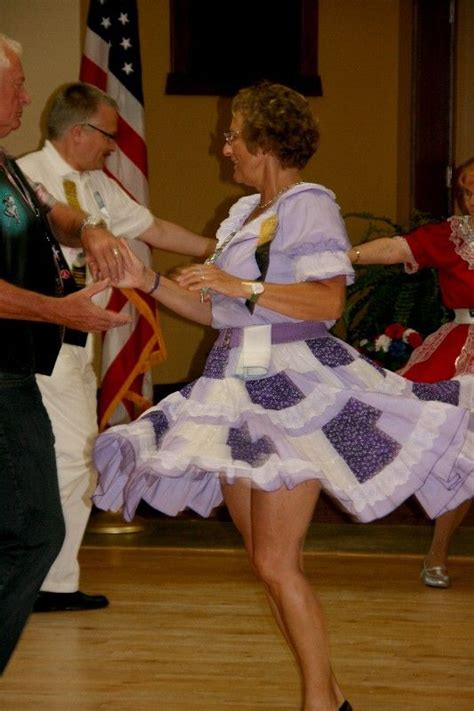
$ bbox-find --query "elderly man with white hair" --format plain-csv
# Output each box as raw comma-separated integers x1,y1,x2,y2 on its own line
0,33,132,674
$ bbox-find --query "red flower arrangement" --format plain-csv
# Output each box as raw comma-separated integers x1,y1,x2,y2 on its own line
358,323,424,371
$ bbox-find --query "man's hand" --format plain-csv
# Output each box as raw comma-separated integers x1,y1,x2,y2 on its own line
81,226,125,282
110,239,155,292
59,280,131,332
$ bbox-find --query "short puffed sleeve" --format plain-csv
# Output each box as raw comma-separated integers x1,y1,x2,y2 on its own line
403,221,451,271
276,186,354,285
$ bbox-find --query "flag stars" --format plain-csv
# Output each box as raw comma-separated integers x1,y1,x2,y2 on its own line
122,62,134,75
120,37,132,50
101,17,111,29
118,12,129,25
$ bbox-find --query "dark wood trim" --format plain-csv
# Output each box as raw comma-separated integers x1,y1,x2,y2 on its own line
411,0,456,217
166,0,322,96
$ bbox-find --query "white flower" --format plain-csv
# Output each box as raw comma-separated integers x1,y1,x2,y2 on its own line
374,334,391,352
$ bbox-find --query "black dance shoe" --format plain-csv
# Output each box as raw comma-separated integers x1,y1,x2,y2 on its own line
339,702,353,711
33,590,109,612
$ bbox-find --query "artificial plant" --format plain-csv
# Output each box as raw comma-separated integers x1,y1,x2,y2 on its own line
338,211,452,371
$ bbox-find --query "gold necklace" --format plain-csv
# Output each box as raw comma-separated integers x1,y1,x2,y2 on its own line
258,180,305,210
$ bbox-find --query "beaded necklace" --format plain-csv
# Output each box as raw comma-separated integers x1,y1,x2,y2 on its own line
204,230,237,266
258,180,305,210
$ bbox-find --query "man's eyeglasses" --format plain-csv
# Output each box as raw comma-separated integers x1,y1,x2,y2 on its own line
82,123,117,142
223,130,240,145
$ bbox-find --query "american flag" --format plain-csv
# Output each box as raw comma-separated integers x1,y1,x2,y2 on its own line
80,0,166,430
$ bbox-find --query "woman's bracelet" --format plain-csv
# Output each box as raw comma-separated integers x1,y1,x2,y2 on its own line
145,271,161,294
352,247,361,264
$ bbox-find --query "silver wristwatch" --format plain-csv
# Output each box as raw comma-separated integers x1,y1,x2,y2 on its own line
79,214,106,236
242,280,265,303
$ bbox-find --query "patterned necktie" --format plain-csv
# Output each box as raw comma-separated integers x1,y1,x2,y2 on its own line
63,178,86,288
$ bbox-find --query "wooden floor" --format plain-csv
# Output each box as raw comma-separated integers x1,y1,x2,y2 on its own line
1,545,473,711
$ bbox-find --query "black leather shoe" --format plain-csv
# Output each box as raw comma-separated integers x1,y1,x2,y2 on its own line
339,702,353,711
33,591,109,612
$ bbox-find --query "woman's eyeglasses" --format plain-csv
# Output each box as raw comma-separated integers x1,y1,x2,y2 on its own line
223,130,240,145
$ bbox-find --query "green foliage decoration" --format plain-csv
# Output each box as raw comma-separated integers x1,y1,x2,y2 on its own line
338,211,452,370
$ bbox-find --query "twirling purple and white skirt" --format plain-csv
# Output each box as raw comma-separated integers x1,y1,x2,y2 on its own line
93,323,474,523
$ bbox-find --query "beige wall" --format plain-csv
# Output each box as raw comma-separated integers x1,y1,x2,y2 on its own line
2,0,81,156
3,0,471,384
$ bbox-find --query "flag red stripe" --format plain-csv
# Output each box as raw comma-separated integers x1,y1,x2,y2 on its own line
101,291,160,396
98,316,156,422
105,287,128,312
79,55,107,90
118,116,148,175
102,317,155,386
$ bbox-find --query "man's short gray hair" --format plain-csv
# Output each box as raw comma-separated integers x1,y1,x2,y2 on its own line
47,82,118,139
0,33,22,70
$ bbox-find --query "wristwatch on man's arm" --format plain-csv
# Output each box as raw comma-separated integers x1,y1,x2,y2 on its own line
78,214,107,237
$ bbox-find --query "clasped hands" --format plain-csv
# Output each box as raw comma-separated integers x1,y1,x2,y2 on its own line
175,261,243,301
80,224,126,283
95,238,242,299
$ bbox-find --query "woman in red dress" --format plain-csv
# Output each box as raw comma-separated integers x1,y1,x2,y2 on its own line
348,158,474,588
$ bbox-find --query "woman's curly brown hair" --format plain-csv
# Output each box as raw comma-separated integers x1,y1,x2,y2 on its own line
232,82,319,170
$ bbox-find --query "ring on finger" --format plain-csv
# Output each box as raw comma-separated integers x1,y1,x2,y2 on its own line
112,247,119,257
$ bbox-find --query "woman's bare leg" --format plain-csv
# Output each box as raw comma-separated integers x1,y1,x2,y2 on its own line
425,499,471,569
221,479,297,654
222,478,345,711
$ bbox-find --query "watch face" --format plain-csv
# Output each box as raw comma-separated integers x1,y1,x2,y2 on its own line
251,282,264,295
81,215,105,232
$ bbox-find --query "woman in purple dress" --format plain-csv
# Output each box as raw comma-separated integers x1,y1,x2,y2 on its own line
93,82,473,711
